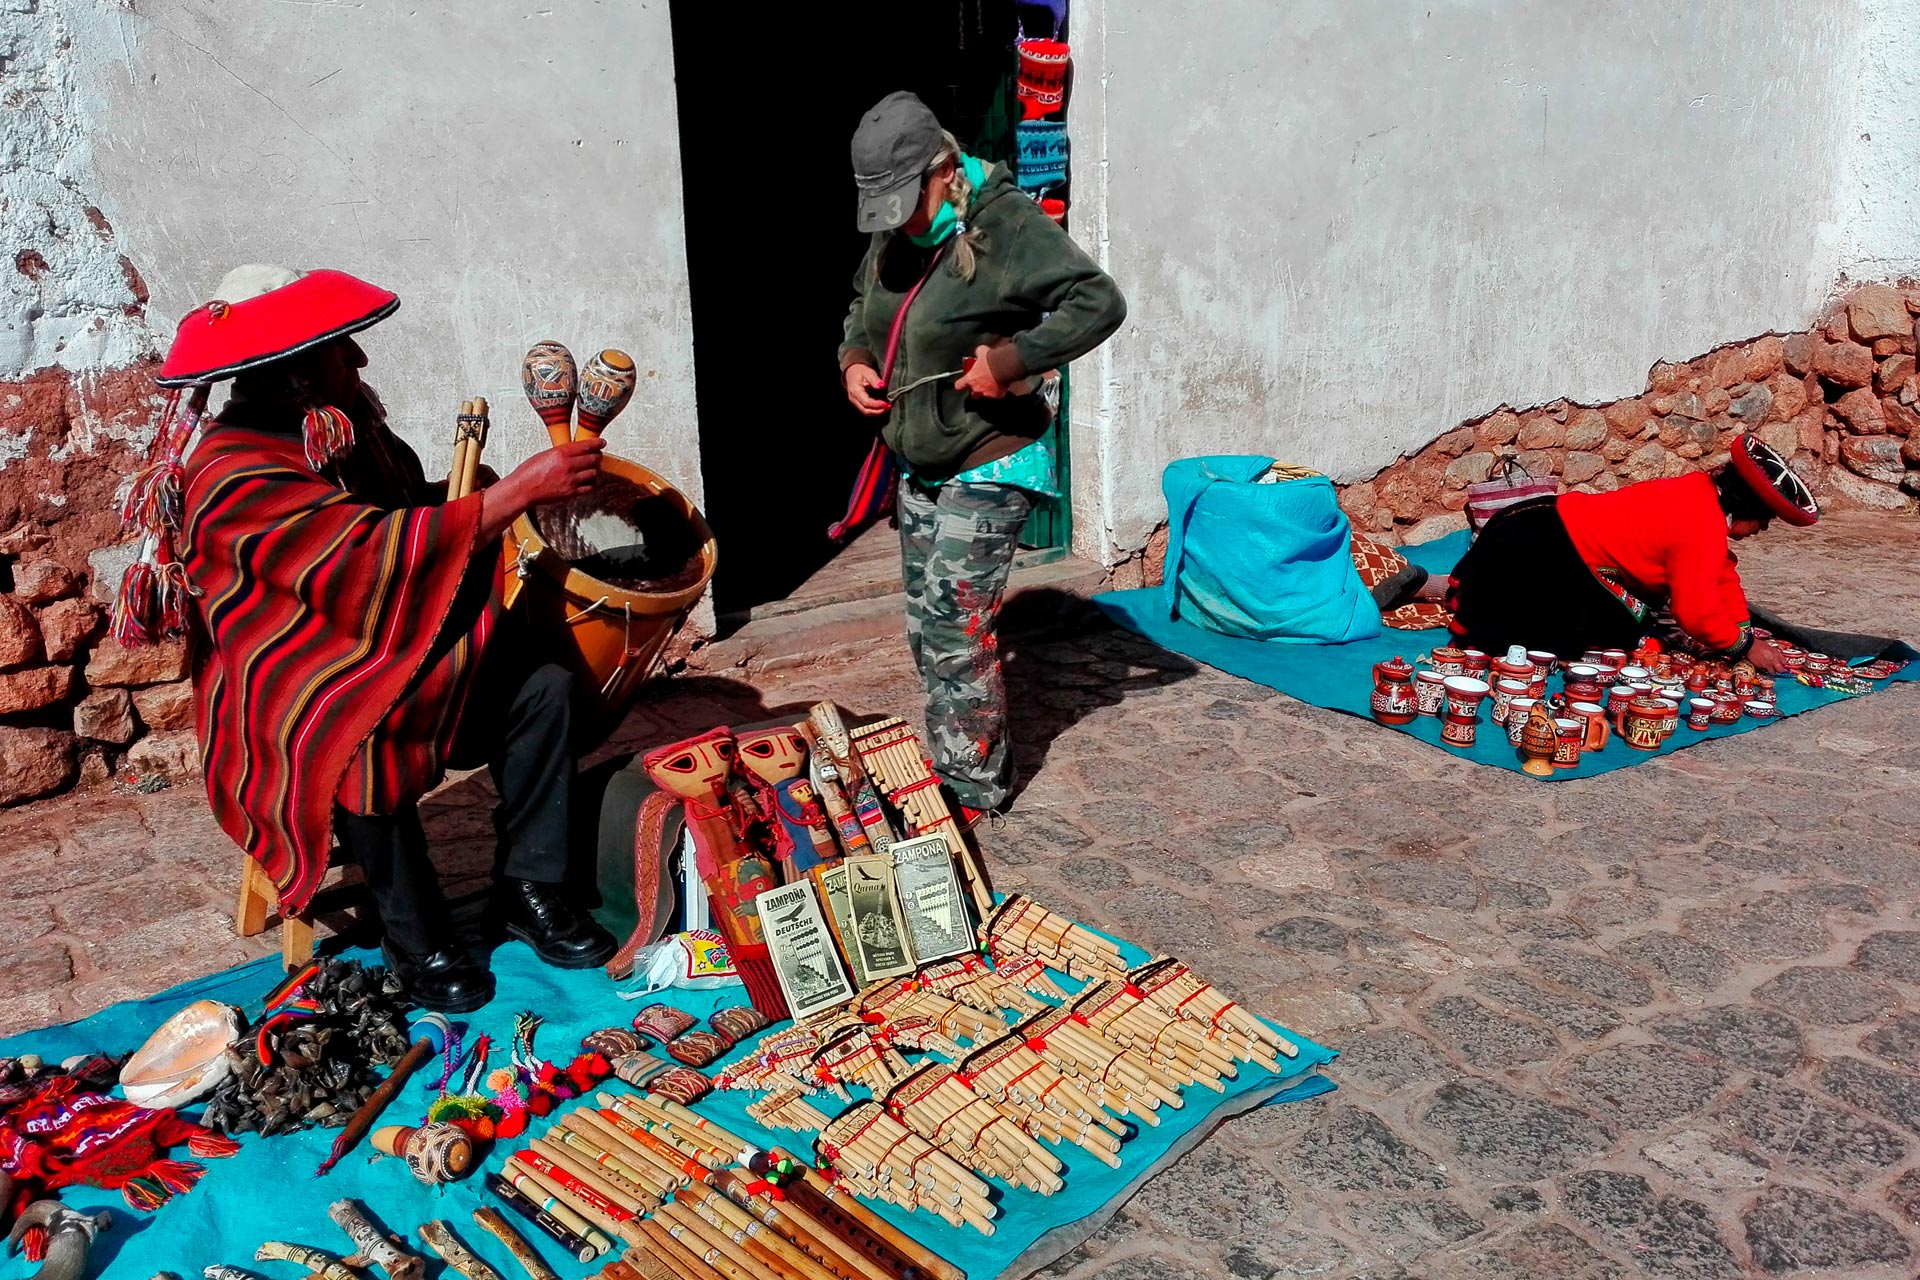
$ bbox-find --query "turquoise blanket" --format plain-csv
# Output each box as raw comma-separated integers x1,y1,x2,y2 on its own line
1098,530,1920,779
1161,456,1380,644
0,931,1333,1280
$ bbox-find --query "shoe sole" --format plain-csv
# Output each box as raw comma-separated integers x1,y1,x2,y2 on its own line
411,986,493,1014
505,923,618,970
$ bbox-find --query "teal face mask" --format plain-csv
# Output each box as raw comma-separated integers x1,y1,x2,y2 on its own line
907,154,988,248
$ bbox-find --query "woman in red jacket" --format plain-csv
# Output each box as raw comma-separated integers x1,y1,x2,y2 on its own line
1446,434,1818,673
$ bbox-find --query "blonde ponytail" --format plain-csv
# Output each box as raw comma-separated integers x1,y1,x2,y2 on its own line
928,131,981,281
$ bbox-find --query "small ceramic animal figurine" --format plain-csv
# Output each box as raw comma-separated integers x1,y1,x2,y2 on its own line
1519,701,1559,777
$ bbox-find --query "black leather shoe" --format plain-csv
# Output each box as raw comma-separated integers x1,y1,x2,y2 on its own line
381,939,494,1014
501,878,617,969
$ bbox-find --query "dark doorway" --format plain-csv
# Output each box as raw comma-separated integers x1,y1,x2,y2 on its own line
669,0,1057,622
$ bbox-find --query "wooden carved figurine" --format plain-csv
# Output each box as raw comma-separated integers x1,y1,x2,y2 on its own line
1518,701,1559,777
735,726,835,879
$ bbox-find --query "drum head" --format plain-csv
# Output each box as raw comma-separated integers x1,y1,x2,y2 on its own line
533,468,706,591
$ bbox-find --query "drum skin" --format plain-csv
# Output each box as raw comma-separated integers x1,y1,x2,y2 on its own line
502,452,716,732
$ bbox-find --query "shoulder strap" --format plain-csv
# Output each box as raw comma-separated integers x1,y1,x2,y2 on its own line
880,240,955,385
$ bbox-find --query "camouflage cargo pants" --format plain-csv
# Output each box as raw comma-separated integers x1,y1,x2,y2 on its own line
897,475,1033,811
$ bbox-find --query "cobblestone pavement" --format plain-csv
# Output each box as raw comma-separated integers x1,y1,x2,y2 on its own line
4,512,1919,1278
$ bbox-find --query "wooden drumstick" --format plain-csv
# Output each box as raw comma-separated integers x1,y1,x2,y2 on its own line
471,1208,562,1280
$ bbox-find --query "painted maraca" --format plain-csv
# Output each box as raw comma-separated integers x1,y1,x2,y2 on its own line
371,1121,475,1185
575,349,638,441
521,340,578,449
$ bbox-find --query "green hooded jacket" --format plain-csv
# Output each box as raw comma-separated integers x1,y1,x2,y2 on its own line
838,162,1127,481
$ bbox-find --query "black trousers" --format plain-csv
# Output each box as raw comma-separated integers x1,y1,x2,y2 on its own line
333,658,576,956
1446,497,1646,658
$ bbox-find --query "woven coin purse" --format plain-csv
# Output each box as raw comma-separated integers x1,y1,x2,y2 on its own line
708,1006,770,1044
647,1066,713,1105
631,1004,698,1041
666,1030,733,1068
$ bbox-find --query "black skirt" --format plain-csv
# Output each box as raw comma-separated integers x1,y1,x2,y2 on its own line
1446,497,1646,657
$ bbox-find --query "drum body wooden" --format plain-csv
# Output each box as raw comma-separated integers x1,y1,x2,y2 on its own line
502,453,716,730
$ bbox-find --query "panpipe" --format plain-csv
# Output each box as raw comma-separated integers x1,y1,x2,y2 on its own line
957,1033,1129,1161
717,1027,846,1101
818,1102,997,1234
846,716,994,919
812,1024,910,1096
984,895,1128,982
986,953,1072,1002
448,398,490,501
1129,956,1295,1066
917,956,1053,1019
855,977,1007,1047
1071,979,1236,1093
1013,1005,1181,1121
882,1063,1064,1196
806,705,897,855
746,1086,835,1135
869,1013,967,1061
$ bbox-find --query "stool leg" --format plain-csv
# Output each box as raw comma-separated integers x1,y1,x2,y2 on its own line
282,915,315,971
236,857,274,938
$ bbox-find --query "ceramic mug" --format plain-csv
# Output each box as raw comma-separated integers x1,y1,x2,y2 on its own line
1617,664,1650,685
1505,698,1538,746
1564,664,1603,702
1570,700,1609,752
1443,675,1490,720
1552,717,1584,767
1686,697,1715,730
1491,677,1530,726
1430,646,1466,677
1461,649,1492,679
1415,669,1448,716
1526,650,1557,683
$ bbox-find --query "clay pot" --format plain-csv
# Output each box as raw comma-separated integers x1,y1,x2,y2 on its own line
1440,710,1478,747
1461,649,1492,679
1621,695,1667,751
1563,664,1603,703
1686,697,1714,730
1430,646,1466,676
1710,694,1744,725
1414,669,1448,716
1371,656,1417,726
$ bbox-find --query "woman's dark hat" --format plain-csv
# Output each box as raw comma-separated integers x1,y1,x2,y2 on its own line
1728,433,1819,526
156,266,399,388
851,91,943,233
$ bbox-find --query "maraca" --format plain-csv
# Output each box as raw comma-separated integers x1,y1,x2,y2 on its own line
521,340,578,448
372,1121,475,1185
575,348,637,440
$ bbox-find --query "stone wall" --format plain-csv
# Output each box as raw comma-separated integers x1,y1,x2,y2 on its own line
1339,283,1920,541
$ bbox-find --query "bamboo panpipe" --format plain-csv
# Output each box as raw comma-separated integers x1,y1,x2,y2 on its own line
845,716,993,919
874,1013,968,1061
1072,981,1237,1090
818,1101,996,1232
419,1222,504,1280
917,957,1049,1019
985,896,1126,982
1014,1007,1178,1119
956,1034,1128,1165
985,953,1071,1002
472,1207,562,1280
813,1026,909,1095
884,1064,1064,1194
748,1087,834,1134
856,978,1006,1047
448,399,489,500
485,1173,612,1261
1129,957,1295,1065
717,1027,844,1100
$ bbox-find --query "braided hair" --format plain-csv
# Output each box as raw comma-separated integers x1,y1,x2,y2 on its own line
1711,463,1776,524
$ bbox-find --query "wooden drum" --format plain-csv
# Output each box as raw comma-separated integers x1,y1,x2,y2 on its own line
501,452,716,730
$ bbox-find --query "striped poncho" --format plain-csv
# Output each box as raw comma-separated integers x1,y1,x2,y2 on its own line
182,399,498,914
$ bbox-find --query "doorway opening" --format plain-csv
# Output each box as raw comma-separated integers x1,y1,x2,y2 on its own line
668,0,1073,627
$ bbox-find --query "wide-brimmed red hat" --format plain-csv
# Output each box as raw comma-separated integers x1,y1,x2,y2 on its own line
1729,433,1819,526
156,266,398,388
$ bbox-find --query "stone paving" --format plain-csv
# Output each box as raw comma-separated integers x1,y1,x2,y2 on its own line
3,511,1919,1278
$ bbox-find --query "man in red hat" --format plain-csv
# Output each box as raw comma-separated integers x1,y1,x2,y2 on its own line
1445,433,1820,671
150,265,615,1012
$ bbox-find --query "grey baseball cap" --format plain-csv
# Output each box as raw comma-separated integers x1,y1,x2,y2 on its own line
851,91,943,233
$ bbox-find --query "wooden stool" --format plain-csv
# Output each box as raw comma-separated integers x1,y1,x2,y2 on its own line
234,850,369,970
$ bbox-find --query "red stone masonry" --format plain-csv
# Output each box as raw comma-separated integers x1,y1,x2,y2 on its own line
1337,283,1920,543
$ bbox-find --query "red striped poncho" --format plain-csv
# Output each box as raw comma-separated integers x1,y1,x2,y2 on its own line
182,405,498,914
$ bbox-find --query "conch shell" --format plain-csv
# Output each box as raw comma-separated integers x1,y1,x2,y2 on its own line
120,999,243,1109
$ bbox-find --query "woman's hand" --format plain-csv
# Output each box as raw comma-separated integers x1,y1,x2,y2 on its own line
954,345,1008,399
844,364,889,417
478,437,605,541
1747,638,1791,674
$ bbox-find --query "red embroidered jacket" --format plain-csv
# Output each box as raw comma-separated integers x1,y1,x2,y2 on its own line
1557,471,1749,654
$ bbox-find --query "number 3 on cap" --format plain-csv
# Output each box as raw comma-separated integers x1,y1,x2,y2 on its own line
886,193,902,223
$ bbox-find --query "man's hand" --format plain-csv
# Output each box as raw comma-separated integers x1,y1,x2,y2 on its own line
478,437,605,541
844,364,889,417
1747,637,1791,674
954,345,1008,399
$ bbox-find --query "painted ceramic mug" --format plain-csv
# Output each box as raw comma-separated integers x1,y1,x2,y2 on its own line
1552,718,1584,767
1440,710,1479,747
1429,646,1467,677
1415,669,1448,716
1461,649,1492,679
1570,700,1609,752
1491,677,1531,726
1686,697,1715,730
1744,699,1778,720
1505,698,1538,745
1621,696,1667,751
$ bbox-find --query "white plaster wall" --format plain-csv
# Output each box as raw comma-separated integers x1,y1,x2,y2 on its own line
1069,0,1894,560
73,0,702,503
